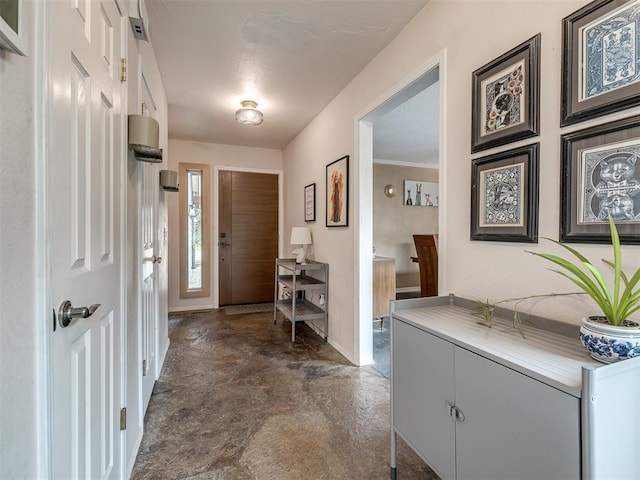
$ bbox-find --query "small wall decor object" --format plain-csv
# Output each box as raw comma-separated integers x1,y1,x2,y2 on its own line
304,183,316,222
326,155,349,227
471,143,539,242
0,0,26,55
561,115,640,244
159,170,179,192
128,114,162,162
471,34,540,153
403,180,438,207
562,0,640,126
383,184,396,198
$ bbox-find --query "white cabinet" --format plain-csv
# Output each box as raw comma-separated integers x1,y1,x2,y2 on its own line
389,295,640,480
273,258,328,346
392,319,580,480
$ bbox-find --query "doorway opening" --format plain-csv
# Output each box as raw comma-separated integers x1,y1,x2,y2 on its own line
356,51,446,367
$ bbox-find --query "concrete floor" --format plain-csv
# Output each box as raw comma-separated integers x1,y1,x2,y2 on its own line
131,308,438,480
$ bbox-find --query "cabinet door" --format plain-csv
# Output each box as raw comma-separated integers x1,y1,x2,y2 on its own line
454,347,580,480
392,320,456,479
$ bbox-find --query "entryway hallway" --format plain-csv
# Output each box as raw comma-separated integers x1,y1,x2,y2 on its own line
130,309,437,479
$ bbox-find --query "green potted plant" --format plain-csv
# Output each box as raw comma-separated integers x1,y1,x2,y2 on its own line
528,216,640,363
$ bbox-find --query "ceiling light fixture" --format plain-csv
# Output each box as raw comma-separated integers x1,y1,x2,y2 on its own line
235,100,264,126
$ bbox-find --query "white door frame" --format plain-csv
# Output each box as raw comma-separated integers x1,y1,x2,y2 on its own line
213,166,284,308
354,49,448,366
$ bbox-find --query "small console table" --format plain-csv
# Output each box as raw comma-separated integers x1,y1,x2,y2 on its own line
273,258,328,346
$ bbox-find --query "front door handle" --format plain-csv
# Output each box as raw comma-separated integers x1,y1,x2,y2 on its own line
219,242,231,247
152,255,162,264
57,300,101,328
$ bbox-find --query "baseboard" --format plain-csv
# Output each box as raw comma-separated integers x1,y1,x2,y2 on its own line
168,304,215,314
158,337,170,378
125,429,144,480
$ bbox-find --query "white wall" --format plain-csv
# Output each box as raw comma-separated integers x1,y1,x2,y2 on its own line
167,139,283,312
283,0,640,363
0,1,40,476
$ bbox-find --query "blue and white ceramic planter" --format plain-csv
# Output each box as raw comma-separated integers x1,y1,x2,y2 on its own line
580,316,640,364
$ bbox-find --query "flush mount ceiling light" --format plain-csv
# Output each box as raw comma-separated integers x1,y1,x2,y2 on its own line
235,100,264,126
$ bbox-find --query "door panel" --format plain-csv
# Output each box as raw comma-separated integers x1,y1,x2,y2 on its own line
49,1,123,478
219,171,278,305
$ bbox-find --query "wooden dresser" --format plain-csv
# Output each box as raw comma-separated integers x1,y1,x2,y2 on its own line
373,257,396,321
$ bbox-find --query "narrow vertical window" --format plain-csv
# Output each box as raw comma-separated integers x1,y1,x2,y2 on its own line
179,163,210,298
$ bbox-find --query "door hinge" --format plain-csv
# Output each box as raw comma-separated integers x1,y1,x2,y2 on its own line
120,58,127,82
120,407,127,430
143,359,147,376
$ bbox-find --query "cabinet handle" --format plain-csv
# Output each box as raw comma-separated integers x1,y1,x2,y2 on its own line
446,403,465,422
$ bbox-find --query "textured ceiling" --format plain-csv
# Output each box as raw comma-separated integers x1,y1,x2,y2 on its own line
146,0,430,150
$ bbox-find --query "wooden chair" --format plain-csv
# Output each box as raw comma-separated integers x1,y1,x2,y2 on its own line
412,234,438,297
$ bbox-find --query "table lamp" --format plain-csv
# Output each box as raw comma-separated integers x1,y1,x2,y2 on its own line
290,227,312,264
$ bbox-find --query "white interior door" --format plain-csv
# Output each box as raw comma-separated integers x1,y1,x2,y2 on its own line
48,0,123,478
139,73,158,410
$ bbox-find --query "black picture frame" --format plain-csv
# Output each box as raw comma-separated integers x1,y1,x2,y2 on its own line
326,155,349,227
561,116,640,244
471,34,540,153
562,0,640,126
471,143,539,242
304,183,316,222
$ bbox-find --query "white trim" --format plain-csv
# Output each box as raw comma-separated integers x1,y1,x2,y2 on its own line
125,428,144,480
213,165,284,309
0,0,27,55
35,0,50,476
373,158,438,169
355,49,447,367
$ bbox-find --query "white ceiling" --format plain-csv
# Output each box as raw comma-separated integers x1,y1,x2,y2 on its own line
145,0,435,162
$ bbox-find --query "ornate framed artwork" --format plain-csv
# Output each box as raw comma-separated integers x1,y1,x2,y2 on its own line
326,155,348,227
471,34,540,153
561,116,640,244
304,183,316,222
562,0,640,126
471,143,539,242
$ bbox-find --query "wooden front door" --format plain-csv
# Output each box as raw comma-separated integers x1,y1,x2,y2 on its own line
219,171,278,305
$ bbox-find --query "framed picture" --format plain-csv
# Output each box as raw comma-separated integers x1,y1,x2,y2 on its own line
562,0,640,126
561,116,640,244
471,34,540,153
471,143,539,242
304,183,316,222
326,155,349,227
0,0,26,55
403,180,439,207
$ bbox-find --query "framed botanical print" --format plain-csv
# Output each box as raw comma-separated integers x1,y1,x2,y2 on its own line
471,143,539,242
471,34,540,152
304,183,316,222
561,116,640,244
562,0,640,126
326,155,348,227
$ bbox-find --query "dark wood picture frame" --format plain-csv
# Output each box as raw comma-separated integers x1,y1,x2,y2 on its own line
561,116,640,244
326,155,349,227
471,143,539,242
562,0,640,126
304,183,316,222
471,34,540,153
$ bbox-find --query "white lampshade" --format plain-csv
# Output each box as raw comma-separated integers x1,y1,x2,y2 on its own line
290,227,312,245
